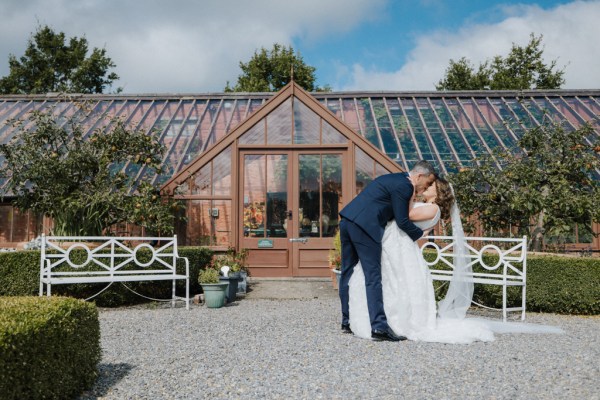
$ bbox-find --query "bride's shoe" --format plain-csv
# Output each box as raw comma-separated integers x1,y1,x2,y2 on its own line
371,328,407,342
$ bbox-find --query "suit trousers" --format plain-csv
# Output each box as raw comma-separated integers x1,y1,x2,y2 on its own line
339,218,389,331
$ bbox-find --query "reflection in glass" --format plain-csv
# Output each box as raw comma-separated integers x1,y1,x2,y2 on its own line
299,155,321,237
243,155,266,237
298,154,342,238
321,155,342,237
266,155,288,237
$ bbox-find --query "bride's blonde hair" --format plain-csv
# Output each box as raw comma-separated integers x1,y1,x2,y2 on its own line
434,177,454,220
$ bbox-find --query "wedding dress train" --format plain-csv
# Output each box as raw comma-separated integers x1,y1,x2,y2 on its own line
348,203,561,343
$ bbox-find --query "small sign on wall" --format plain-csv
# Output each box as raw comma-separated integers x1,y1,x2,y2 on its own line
258,239,273,248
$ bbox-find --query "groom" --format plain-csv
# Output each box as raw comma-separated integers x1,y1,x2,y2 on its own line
338,160,436,341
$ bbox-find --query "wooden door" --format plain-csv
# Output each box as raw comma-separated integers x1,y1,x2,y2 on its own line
240,150,346,277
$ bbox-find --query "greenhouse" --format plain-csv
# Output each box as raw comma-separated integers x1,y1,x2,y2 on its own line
0,82,598,276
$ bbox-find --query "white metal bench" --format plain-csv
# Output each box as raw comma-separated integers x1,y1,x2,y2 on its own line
421,235,527,321
39,235,190,309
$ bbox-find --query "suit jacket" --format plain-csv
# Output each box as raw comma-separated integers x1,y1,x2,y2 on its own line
339,173,423,243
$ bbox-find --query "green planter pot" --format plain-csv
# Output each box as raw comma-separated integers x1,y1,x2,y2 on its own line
201,283,228,308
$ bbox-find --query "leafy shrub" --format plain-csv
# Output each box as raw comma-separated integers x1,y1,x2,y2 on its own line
0,246,213,307
0,296,100,400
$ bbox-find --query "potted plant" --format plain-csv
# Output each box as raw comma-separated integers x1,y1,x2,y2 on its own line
329,230,342,289
198,267,228,308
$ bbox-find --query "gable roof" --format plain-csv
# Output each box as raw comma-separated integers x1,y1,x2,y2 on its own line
160,81,403,193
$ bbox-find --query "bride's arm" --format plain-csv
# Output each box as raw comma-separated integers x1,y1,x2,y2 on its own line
409,204,439,222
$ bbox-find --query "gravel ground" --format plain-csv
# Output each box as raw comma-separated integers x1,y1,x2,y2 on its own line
79,298,599,400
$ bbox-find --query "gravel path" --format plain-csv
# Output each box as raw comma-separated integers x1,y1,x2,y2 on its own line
79,298,599,400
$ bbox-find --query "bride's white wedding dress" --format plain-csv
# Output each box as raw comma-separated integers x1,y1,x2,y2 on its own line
349,202,496,343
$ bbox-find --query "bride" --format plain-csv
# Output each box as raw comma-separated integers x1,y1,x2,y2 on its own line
348,178,497,343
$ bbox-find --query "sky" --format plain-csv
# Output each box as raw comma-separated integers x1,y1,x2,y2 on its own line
0,0,599,93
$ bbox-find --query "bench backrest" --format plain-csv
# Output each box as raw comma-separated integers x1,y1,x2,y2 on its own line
421,235,527,282
40,235,181,278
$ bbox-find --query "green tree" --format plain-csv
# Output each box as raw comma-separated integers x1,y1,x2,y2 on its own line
0,25,119,94
225,43,330,92
449,121,600,251
0,103,179,236
436,34,565,91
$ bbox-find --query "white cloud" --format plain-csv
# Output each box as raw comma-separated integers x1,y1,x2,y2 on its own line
0,0,385,93
343,1,600,90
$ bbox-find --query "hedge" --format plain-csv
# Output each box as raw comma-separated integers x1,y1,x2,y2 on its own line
0,296,100,400
0,246,213,307
428,253,600,315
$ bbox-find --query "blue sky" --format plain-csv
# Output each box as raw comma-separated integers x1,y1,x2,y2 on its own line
0,0,598,93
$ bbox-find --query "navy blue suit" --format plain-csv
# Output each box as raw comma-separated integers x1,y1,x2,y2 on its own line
338,173,423,331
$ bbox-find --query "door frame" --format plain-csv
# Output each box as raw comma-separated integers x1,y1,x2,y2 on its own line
238,147,350,277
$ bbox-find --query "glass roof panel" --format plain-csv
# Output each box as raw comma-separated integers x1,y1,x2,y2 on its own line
341,98,360,132
227,99,246,132
386,98,418,167
430,99,470,162
445,99,487,157
358,98,380,148
480,99,517,148
401,98,435,162
293,96,320,144
324,98,342,119
371,98,399,160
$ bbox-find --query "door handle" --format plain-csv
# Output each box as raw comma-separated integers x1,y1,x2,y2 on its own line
289,238,308,244
287,210,293,220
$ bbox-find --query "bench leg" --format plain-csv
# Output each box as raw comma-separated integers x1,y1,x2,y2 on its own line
502,284,507,322
172,279,176,308
521,284,527,320
186,277,189,310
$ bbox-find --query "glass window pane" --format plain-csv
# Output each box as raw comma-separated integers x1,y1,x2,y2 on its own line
192,164,211,195
267,98,292,144
293,97,320,144
355,147,374,195
213,147,232,196
212,199,231,246
299,154,321,237
243,155,266,237
266,155,288,238
322,155,342,237
322,120,347,144
239,120,265,144
188,200,213,246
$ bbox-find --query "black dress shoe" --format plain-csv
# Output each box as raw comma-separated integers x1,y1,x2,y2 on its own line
371,328,407,342
341,323,353,334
